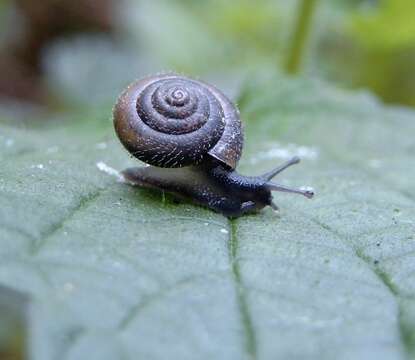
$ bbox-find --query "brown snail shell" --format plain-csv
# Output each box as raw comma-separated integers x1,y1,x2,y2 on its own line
113,74,243,169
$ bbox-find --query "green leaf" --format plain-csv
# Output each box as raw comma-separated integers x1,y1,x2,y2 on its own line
1,74,415,359
350,0,415,50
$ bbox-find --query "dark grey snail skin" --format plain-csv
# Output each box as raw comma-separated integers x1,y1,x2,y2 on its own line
114,74,314,218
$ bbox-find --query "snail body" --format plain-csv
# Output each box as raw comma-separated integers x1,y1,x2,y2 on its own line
114,74,313,217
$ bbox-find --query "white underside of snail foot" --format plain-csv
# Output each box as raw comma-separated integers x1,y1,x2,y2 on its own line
96,161,126,183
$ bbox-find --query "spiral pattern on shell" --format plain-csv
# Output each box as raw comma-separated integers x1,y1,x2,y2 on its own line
113,74,243,168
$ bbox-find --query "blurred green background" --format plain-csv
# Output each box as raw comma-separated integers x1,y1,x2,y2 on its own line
0,0,414,111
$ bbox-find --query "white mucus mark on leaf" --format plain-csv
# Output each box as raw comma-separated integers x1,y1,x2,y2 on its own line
47,146,59,153
31,164,44,169
369,159,382,169
112,261,122,269
295,314,343,328
63,282,75,293
95,142,108,150
5,138,14,147
250,142,319,164
96,161,125,182
220,228,229,234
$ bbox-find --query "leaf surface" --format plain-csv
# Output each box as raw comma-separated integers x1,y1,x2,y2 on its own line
0,75,414,360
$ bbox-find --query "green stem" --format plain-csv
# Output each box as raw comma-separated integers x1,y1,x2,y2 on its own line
284,0,319,75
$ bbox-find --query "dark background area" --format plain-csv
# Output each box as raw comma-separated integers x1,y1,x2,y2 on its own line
0,0,414,112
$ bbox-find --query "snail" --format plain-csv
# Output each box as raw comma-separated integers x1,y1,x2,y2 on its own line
113,74,314,217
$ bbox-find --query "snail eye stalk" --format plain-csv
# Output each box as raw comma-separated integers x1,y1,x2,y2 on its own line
261,156,300,181
266,182,314,198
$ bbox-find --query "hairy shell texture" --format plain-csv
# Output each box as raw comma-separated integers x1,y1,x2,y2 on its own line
113,74,243,169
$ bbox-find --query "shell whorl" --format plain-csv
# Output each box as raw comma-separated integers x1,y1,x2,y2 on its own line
113,74,243,168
